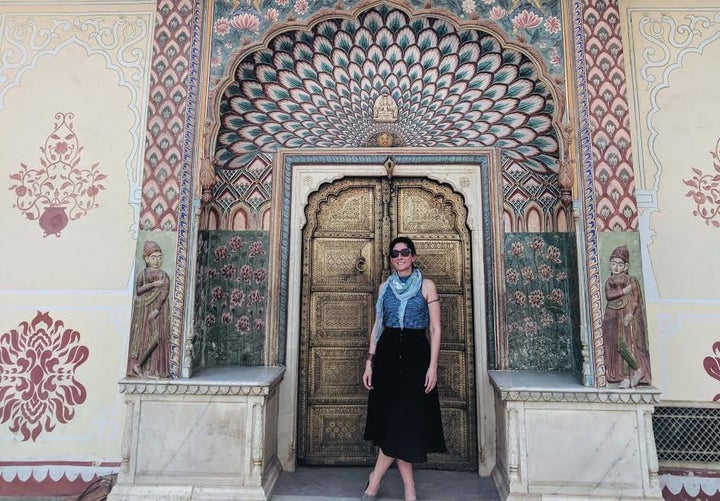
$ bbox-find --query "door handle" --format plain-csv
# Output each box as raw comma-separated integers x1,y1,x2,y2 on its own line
355,256,367,273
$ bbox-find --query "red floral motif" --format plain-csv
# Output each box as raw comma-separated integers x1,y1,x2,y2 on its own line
229,13,260,32
683,138,720,228
544,16,561,34
511,10,543,30
550,51,561,67
294,0,309,16
0,312,89,441
265,8,279,22
489,6,506,21
703,341,720,402
214,17,231,36
8,113,106,237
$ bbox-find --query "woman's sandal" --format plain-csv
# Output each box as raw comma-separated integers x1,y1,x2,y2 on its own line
361,484,377,501
361,472,377,501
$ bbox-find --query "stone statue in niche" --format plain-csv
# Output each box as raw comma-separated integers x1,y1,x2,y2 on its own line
127,240,171,378
373,93,398,122
601,245,651,388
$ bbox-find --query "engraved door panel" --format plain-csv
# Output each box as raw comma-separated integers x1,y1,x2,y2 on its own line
392,179,477,470
298,178,384,464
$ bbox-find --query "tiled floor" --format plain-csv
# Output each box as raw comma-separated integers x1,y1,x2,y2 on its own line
270,466,502,501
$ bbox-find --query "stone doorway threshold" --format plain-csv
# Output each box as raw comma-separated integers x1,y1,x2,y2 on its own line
271,466,501,501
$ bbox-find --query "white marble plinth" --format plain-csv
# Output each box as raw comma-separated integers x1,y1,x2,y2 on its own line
108,366,285,501
489,371,663,501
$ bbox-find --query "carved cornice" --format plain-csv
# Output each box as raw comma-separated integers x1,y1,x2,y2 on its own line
119,380,278,396
119,367,285,396
489,370,662,404
494,386,661,404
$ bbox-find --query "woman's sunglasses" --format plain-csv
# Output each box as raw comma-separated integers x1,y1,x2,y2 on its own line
390,248,413,258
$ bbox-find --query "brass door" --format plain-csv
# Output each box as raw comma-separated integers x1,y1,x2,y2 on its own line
298,176,477,470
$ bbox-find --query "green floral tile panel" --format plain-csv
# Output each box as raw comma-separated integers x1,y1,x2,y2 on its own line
192,230,210,370
194,230,269,367
504,232,580,372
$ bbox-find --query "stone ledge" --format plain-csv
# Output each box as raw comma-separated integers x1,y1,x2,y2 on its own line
489,370,661,404
118,366,285,396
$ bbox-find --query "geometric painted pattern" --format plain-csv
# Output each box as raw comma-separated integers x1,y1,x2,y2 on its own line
216,5,560,178
212,155,272,230
582,0,637,231
139,0,194,231
502,155,562,231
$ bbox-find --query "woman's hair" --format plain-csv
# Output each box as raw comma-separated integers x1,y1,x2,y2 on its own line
389,236,416,255
143,240,162,258
610,245,629,264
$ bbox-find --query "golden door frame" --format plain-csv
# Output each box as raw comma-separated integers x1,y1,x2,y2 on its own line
267,147,505,477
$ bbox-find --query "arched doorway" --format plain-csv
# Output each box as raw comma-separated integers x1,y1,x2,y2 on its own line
297,176,476,470
270,150,501,475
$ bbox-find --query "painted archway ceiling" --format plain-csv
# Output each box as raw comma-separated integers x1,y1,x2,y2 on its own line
216,6,559,174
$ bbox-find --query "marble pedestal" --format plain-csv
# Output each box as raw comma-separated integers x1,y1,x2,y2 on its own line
108,366,284,501
489,371,662,501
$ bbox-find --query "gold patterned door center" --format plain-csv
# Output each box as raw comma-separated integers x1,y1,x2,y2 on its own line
298,176,477,470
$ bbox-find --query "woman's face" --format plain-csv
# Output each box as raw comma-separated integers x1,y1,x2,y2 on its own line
145,251,163,269
609,257,628,275
390,242,416,275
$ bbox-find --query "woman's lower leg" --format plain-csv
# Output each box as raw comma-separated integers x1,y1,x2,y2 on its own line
365,448,394,495
397,459,416,501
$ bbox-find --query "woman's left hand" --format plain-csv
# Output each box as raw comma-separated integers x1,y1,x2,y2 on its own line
424,365,437,393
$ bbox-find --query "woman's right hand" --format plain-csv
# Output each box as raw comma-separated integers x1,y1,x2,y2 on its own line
362,361,373,390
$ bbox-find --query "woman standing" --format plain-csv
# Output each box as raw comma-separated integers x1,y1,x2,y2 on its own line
601,245,651,388
362,237,446,501
126,240,171,378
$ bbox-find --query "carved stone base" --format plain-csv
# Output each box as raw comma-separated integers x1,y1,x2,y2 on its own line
490,371,663,501
108,367,284,501
107,483,278,501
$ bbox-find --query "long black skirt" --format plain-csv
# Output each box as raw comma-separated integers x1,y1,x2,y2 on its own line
364,327,447,463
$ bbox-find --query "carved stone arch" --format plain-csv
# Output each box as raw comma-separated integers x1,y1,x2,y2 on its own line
229,205,249,231
555,204,570,232
502,208,514,233
205,206,221,230
506,208,525,233
525,203,543,232
260,206,272,231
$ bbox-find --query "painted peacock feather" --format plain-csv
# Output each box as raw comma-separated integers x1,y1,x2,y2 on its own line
216,6,558,174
